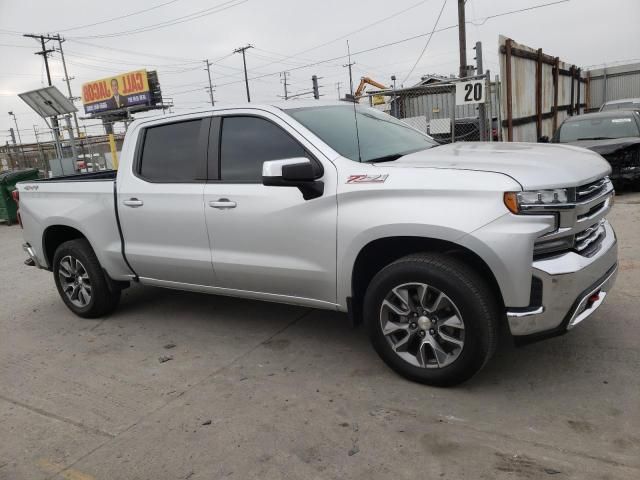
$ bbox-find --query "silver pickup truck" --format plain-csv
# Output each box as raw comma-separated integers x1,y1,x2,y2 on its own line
16,102,618,386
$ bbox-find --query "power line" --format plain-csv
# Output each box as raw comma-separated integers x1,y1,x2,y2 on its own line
61,56,202,74
67,0,248,39
248,0,434,72
62,49,201,67
403,0,448,84
583,57,640,69
57,0,182,33
468,0,569,26
66,38,200,62
213,0,570,89
0,42,35,49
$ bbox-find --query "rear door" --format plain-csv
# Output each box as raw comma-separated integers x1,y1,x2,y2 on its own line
203,110,338,305
118,116,215,286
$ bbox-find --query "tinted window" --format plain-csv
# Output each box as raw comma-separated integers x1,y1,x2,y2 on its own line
139,119,203,182
558,115,640,142
286,105,436,162
220,116,306,182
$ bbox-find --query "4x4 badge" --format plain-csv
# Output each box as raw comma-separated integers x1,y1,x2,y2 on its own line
347,174,389,184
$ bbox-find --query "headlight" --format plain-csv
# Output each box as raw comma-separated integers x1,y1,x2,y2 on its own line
503,189,570,214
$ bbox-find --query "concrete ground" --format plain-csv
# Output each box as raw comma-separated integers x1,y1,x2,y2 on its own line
1,193,639,480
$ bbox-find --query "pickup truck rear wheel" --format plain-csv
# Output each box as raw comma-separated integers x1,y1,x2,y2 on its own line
364,253,498,387
53,239,121,318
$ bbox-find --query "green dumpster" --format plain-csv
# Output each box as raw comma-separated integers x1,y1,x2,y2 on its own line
0,169,39,226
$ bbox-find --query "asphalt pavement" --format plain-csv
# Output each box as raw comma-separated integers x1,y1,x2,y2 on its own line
1,192,639,480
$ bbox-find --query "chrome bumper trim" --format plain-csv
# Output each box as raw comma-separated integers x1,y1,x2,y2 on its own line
507,220,617,336
567,266,617,330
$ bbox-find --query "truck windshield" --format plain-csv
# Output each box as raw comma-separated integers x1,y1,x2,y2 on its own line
285,104,437,162
558,116,640,142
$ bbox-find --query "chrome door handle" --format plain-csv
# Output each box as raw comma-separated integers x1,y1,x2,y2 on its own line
209,198,237,209
123,198,144,207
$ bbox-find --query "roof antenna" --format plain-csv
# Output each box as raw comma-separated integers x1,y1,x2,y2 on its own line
346,40,362,162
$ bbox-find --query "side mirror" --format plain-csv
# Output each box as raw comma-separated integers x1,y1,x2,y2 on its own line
262,158,324,200
538,136,550,143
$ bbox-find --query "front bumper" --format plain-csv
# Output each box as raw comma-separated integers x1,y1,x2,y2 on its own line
506,220,618,339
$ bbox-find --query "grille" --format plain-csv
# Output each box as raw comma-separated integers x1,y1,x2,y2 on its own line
576,178,609,202
577,201,607,220
575,221,605,256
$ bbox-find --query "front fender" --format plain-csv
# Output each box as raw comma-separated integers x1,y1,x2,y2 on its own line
457,213,555,307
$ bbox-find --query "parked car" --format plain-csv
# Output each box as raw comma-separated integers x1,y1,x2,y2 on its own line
552,110,640,188
599,97,640,113
15,102,617,386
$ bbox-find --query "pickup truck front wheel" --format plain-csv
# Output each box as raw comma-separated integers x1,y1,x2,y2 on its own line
53,239,121,318
364,253,498,386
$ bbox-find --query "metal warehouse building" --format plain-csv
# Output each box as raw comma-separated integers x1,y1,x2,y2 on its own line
587,62,640,110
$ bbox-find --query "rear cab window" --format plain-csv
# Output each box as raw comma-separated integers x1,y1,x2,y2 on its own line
137,119,208,182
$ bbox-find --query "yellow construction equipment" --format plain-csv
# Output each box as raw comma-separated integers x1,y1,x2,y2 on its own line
354,77,389,105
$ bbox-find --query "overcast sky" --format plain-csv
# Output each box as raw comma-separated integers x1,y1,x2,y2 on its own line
1,0,639,142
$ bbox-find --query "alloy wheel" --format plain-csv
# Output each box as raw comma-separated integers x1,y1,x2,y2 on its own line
58,255,92,308
379,282,465,368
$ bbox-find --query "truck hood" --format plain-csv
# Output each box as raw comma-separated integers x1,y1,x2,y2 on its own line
375,142,611,190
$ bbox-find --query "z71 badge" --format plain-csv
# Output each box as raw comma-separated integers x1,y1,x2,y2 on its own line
346,174,389,184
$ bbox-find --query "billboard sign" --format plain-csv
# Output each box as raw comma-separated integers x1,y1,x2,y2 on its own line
82,69,151,114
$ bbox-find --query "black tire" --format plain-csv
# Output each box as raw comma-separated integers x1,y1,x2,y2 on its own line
364,253,499,387
53,239,121,318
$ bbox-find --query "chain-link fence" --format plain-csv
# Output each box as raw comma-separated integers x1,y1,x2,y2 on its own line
1,128,124,178
359,74,500,144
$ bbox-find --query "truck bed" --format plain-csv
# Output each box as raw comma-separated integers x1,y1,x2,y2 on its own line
17,172,133,280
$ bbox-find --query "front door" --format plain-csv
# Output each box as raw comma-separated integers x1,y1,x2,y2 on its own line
118,116,215,286
203,111,337,305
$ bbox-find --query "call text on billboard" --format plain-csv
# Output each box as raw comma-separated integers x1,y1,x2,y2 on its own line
81,70,151,114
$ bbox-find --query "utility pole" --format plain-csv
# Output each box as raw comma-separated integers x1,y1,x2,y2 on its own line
336,82,343,100
204,59,215,106
63,115,78,163
24,33,64,162
391,75,398,117
33,125,47,175
343,41,356,97
280,71,290,100
457,0,468,78
233,45,253,102
55,36,81,138
312,75,320,99
474,41,487,141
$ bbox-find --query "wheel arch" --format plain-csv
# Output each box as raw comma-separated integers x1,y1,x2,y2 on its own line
349,236,505,324
42,224,89,270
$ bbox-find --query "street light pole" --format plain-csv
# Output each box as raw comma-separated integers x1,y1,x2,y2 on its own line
8,111,26,161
